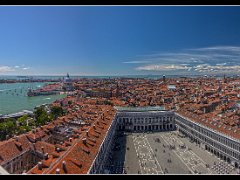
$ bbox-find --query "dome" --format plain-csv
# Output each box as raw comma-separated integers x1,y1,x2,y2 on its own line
64,73,72,83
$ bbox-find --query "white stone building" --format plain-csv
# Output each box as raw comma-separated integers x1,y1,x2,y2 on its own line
90,107,240,173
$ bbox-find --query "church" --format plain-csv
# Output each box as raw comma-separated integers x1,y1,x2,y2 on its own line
62,73,74,91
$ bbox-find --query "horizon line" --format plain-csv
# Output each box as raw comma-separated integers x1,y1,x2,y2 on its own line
0,73,236,77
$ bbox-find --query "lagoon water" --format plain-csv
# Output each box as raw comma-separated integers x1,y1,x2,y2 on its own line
0,82,66,115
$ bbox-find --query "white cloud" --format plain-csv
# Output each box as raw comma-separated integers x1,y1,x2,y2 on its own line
22,67,30,70
216,63,227,66
192,64,240,73
136,64,190,71
192,46,240,53
187,67,192,71
0,65,31,74
123,60,152,64
0,66,15,73
131,46,240,74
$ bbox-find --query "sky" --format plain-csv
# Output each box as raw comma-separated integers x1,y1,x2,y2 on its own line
0,6,240,76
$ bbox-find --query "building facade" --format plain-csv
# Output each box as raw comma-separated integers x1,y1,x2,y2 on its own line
175,113,240,168
1,150,41,174
89,108,177,174
116,111,176,132
89,109,240,174
88,114,118,174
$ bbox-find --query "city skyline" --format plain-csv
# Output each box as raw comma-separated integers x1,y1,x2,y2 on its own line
1,6,240,76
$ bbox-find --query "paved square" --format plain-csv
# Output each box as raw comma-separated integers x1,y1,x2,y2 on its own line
108,131,239,174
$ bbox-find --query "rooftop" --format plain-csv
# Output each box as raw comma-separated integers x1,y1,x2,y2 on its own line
115,106,165,112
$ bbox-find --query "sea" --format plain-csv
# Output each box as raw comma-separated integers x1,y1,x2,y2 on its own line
0,82,66,115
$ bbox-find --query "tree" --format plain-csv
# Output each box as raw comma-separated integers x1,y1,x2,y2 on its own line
34,106,45,119
17,126,28,135
38,112,50,126
0,118,17,140
17,115,28,126
34,106,51,126
5,119,17,134
50,106,64,120
0,123,6,140
27,118,36,127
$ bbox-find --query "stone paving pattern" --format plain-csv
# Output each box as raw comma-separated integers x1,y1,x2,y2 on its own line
110,131,239,174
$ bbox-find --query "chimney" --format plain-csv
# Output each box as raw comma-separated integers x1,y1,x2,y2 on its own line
41,146,44,153
38,162,43,170
86,130,89,137
44,153,49,160
69,138,73,142
56,168,60,174
56,147,61,153
62,161,67,172
82,138,87,145
93,125,96,130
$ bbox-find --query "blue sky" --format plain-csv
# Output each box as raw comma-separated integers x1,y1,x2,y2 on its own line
1,6,240,76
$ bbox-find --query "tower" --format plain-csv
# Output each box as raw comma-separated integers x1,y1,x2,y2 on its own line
163,75,166,83
224,74,227,83
116,83,120,98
